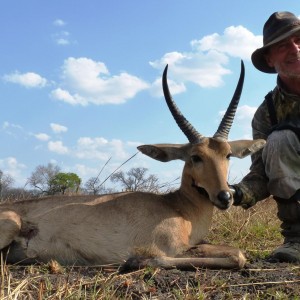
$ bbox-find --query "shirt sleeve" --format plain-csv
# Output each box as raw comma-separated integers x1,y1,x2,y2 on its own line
237,99,272,208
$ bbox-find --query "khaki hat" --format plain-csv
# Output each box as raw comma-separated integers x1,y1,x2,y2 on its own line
251,11,300,73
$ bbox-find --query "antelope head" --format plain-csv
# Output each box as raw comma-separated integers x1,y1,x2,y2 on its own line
138,61,265,210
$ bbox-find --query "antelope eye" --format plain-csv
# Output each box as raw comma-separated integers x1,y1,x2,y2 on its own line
191,155,202,163
226,154,232,160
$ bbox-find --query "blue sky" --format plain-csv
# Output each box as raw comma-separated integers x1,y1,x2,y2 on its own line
0,1,299,190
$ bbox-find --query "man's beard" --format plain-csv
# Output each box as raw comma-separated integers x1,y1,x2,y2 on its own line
274,53,300,79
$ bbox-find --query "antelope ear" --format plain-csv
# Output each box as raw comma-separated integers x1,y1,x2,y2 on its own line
229,139,266,158
137,144,191,162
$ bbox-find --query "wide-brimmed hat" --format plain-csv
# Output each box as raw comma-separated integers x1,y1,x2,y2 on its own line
251,11,300,73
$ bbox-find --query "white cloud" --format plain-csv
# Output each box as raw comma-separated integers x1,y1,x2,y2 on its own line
52,20,71,45
75,137,111,160
2,121,23,131
218,105,257,127
2,121,25,138
51,57,149,105
150,76,186,97
2,121,9,129
75,164,99,178
50,88,88,106
191,26,262,60
48,140,69,154
34,133,50,141
50,123,68,133
150,50,230,88
53,19,66,26
56,38,70,45
219,104,257,122
53,31,71,46
3,71,47,88
150,25,262,88
218,104,258,140
0,157,26,185
75,137,129,161
236,105,257,121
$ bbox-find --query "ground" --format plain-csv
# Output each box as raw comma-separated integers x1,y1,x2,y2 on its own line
2,258,300,299
1,198,300,299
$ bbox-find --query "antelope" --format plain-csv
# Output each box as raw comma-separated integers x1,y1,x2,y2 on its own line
0,61,265,270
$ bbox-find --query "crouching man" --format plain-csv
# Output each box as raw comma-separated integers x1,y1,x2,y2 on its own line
232,11,300,263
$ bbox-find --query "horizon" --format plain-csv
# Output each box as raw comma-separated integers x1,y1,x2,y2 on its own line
1,1,298,191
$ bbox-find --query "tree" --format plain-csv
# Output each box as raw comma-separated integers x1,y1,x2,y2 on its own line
49,172,81,195
0,170,15,200
84,177,100,195
2,187,36,201
110,167,160,192
27,163,60,195
84,176,115,195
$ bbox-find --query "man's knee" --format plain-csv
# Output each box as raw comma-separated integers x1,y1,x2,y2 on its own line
262,129,300,163
262,129,300,199
264,129,299,152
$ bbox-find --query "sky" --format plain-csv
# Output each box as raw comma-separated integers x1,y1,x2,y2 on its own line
0,1,299,191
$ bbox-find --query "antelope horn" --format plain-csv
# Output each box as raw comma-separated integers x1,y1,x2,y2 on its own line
162,65,203,144
213,60,245,141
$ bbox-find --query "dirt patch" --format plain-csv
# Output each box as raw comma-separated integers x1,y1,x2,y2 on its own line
3,258,299,299
113,259,300,299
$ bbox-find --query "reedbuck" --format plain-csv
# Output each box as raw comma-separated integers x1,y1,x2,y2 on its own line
0,61,265,270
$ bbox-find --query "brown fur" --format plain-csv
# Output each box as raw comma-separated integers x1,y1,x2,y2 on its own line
0,138,265,270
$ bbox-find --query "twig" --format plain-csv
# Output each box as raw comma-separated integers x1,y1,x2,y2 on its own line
204,279,300,291
98,152,139,188
247,266,300,272
93,157,112,185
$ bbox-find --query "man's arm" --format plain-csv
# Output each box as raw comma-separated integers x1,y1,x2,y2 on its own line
233,99,272,208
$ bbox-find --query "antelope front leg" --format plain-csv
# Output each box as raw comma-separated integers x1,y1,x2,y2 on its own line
0,211,22,249
121,244,246,272
178,243,247,269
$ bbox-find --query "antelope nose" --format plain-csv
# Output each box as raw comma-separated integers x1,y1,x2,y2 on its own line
218,190,232,203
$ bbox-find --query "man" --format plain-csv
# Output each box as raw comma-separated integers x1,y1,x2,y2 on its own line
233,11,300,263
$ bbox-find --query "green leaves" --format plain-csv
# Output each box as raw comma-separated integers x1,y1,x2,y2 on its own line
49,172,81,195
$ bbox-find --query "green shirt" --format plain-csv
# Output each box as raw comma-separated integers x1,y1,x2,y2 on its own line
238,77,300,208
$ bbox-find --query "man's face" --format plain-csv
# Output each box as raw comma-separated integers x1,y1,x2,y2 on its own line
265,32,300,79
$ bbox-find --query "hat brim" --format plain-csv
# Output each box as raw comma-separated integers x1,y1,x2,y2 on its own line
251,26,300,73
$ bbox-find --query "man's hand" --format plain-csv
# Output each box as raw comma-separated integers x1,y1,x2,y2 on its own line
229,185,244,206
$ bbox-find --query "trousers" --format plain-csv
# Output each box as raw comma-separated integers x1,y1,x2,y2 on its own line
262,129,300,199
262,129,300,241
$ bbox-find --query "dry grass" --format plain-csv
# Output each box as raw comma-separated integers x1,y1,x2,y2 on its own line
1,198,300,299
208,197,282,259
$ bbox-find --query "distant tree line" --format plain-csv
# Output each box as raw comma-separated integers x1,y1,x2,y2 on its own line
27,163,81,195
0,163,179,201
